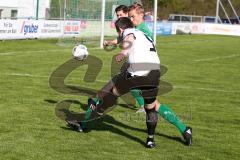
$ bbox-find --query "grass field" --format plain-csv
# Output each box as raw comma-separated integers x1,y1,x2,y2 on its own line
0,35,240,160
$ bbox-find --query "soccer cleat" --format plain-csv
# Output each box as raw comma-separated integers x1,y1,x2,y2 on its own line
182,126,192,146
66,120,84,132
146,137,156,148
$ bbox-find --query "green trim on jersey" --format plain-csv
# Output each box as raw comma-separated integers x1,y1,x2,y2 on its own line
136,22,153,40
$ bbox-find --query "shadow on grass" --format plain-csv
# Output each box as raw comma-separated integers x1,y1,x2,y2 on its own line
48,99,185,146
118,103,138,111
63,115,146,147
44,99,58,104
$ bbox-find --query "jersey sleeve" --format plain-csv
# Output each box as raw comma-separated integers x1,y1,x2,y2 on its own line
122,29,136,40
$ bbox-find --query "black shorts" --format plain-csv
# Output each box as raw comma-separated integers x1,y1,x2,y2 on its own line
113,70,161,99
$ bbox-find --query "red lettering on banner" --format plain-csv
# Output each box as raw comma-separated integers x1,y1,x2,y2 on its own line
64,26,71,32
72,26,78,32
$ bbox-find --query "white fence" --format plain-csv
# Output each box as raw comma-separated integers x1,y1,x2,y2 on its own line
1,19,240,40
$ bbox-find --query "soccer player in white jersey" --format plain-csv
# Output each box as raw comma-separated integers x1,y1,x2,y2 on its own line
114,17,192,148
67,17,192,148
103,5,145,112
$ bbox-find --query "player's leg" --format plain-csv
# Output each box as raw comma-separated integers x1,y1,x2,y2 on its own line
68,71,131,132
66,79,118,132
120,62,145,111
154,101,192,145
130,70,160,148
66,97,104,132
67,92,118,132
140,69,192,145
80,97,102,129
83,77,120,121
144,97,158,148
130,89,145,112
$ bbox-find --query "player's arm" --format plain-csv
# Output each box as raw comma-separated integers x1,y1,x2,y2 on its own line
115,34,135,63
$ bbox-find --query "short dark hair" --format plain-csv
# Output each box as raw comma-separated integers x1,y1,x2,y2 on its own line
115,5,129,14
115,17,134,33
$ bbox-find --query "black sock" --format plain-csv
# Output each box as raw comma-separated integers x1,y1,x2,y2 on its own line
146,107,158,138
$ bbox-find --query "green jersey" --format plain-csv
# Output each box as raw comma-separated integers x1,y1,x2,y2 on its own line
117,22,153,43
136,22,153,40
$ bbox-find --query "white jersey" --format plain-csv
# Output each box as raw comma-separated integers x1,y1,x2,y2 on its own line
122,28,160,76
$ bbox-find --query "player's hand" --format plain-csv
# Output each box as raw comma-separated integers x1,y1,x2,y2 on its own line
103,40,110,46
115,53,125,63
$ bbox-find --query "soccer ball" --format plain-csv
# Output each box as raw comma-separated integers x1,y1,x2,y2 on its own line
72,44,89,60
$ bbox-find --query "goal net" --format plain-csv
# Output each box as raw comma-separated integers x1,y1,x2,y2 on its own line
49,0,156,48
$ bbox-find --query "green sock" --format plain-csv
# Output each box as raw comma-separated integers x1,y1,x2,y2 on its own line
130,89,144,108
158,104,186,133
81,107,92,129
81,98,101,129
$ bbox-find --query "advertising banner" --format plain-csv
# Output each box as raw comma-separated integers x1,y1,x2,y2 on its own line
172,23,191,34
0,20,20,39
203,23,240,36
146,22,172,35
190,23,204,34
39,20,62,38
172,22,240,36
0,20,81,40
1,20,240,40
63,21,80,35
19,19,39,38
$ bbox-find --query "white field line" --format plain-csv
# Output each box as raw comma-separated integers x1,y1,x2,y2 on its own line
3,73,107,83
0,47,101,56
0,49,69,56
2,73,240,94
4,73,49,78
0,52,16,55
174,85,240,93
194,54,240,62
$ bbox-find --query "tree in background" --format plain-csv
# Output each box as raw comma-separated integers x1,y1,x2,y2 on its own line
142,0,240,20
49,0,240,20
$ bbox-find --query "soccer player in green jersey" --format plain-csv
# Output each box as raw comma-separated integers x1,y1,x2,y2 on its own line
103,5,129,46
128,3,192,147
129,3,153,39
